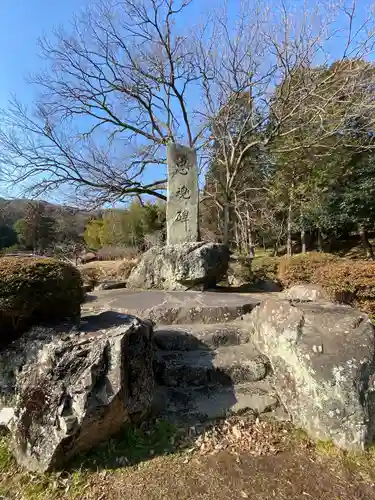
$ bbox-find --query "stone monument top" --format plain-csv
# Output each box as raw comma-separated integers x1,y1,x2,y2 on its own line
166,143,199,245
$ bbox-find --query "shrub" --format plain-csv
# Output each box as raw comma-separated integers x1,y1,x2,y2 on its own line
0,257,84,345
96,246,141,261
251,256,280,283
80,267,100,291
277,252,340,288
118,259,138,280
227,257,253,285
79,256,139,287
313,260,375,315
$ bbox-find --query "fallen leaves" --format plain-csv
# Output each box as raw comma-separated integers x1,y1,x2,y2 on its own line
179,416,293,461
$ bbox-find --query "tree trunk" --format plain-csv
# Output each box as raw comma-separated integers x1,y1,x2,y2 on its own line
301,228,307,253
223,204,230,246
358,223,374,259
286,196,293,257
246,208,254,258
317,228,323,252
248,232,254,255
234,218,240,252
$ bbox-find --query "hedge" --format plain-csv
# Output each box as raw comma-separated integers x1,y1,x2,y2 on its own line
80,266,100,291
313,260,375,315
0,257,84,346
251,256,280,283
277,252,340,288
118,259,138,280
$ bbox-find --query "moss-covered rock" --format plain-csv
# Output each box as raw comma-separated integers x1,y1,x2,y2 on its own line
0,257,84,346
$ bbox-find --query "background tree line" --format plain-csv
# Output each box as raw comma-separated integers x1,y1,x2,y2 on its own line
0,198,166,257
83,201,166,251
202,59,375,258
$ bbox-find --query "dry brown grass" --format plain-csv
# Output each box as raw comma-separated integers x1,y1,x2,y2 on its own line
313,260,375,315
79,258,139,288
277,252,340,288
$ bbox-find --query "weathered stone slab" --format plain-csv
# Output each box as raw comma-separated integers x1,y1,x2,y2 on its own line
166,143,199,245
282,284,328,302
95,280,127,291
82,289,268,325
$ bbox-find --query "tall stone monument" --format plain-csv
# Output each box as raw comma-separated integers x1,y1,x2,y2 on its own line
166,143,199,245
126,143,230,291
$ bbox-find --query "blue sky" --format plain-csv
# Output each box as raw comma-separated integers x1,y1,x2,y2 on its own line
0,0,373,116
0,0,374,204
0,0,210,203
0,0,89,109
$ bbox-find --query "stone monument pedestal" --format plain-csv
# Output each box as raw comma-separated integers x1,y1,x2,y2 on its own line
126,242,230,291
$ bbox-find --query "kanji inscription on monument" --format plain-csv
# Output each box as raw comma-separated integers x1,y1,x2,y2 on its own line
166,143,199,245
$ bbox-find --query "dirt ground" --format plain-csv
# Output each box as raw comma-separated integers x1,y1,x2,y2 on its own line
65,446,375,500
1,419,375,500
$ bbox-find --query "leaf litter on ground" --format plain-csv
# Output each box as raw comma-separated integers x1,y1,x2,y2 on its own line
177,415,309,462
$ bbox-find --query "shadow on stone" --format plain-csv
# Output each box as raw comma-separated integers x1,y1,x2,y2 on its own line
65,327,245,472
79,310,136,333
3,311,277,472
214,282,282,293
83,293,98,303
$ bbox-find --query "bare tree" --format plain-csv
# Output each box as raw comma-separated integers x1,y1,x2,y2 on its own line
199,0,375,246
0,0,205,206
1,0,375,217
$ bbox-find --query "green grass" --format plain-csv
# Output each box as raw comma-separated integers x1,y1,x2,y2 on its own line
0,433,87,499
76,419,181,470
0,435,14,472
2,419,375,499
313,437,375,483
315,439,341,457
0,420,181,499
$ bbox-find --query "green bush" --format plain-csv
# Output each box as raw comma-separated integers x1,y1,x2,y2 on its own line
0,257,84,345
251,256,280,283
277,252,340,288
313,260,375,315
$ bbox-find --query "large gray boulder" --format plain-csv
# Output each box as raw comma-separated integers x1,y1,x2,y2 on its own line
0,324,73,407
248,299,375,451
127,242,230,291
6,312,154,472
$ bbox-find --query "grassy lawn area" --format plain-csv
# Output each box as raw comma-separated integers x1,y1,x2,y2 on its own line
1,418,375,500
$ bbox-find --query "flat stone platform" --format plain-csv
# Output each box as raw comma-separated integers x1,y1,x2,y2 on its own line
82,289,276,325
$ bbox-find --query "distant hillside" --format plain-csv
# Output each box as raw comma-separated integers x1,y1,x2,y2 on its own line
0,198,97,228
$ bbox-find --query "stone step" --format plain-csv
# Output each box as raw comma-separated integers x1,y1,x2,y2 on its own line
154,344,269,387
83,290,266,325
153,380,280,424
153,322,250,351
